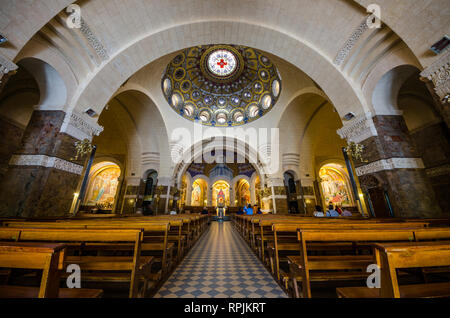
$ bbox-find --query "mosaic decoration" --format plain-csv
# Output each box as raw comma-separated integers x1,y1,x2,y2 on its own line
162,45,282,126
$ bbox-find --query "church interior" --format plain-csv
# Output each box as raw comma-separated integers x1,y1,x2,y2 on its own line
0,0,449,300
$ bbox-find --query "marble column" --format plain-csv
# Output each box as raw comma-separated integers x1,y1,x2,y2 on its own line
338,112,441,218
410,121,450,214
0,110,102,217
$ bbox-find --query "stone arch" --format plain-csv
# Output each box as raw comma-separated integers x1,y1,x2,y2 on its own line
18,57,67,110
71,20,368,121
173,136,267,188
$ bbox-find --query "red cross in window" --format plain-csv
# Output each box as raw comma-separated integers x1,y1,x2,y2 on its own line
217,59,228,68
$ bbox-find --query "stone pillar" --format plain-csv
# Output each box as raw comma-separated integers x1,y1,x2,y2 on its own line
420,50,450,128
298,178,317,215
267,177,288,214
0,117,25,180
410,121,450,214
120,176,141,215
338,112,441,218
0,110,103,217
207,186,212,206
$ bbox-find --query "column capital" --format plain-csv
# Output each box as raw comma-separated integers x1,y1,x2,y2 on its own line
0,53,18,76
420,49,450,102
337,112,378,143
60,111,104,141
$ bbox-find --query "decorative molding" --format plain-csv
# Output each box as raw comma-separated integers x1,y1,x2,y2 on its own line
282,153,300,173
355,158,425,176
9,155,83,175
0,53,18,75
337,112,378,143
334,16,370,66
80,18,109,61
142,152,160,167
60,111,103,141
420,50,450,101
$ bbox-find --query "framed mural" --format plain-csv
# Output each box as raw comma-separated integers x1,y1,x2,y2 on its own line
85,162,121,210
319,164,353,207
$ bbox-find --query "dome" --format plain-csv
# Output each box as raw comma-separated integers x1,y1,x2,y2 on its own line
162,44,282,126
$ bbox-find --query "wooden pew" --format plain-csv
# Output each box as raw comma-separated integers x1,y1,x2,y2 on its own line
269,222,428,284
289,228,418,298
337,241,450,298
0,242,103,298
0,228,152,298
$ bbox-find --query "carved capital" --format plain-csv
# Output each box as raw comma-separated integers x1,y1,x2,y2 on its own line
0,53,18,75
420,50,450,101
60,111,104,141
337,112,378,143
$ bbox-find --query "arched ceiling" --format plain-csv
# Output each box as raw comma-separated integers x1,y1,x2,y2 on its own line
3,0,447,122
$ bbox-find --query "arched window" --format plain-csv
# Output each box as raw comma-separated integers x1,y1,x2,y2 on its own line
144,171,158,202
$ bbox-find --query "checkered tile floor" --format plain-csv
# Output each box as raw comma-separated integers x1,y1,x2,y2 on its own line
154,221,287,298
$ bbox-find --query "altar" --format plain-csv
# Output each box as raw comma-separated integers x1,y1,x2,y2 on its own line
214,189,230,222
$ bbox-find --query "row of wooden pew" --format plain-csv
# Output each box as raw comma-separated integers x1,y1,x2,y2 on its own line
0,214,210,298
232,214,450,298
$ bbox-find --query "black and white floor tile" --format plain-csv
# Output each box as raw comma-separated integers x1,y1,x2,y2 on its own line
154,221,287,298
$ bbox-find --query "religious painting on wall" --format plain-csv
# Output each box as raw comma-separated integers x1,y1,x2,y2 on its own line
236,179,250,207
212,180,230,207
86,163,121,210
191,180,205,206
319,165,353,207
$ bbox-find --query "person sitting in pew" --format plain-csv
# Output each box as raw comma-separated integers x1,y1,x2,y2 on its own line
326,204,340,218
236,207,244,215
256,206,263,215
313,205,325,218
244,204,254,216
341,209,353,217
201,207,209,215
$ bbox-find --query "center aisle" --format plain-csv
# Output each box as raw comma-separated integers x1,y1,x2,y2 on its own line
154,221,288,298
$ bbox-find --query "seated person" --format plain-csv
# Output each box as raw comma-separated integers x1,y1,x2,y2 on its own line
170,209,177,215
201,207,209,215
313,205,325,217
341,209,353,217
256,206,263,214
336,206,343,215
236,207,244,215
326,204,340,217
244,204,254,216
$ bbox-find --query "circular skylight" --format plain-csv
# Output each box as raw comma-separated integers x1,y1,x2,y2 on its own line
162,44,282,126
207,49,238,77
